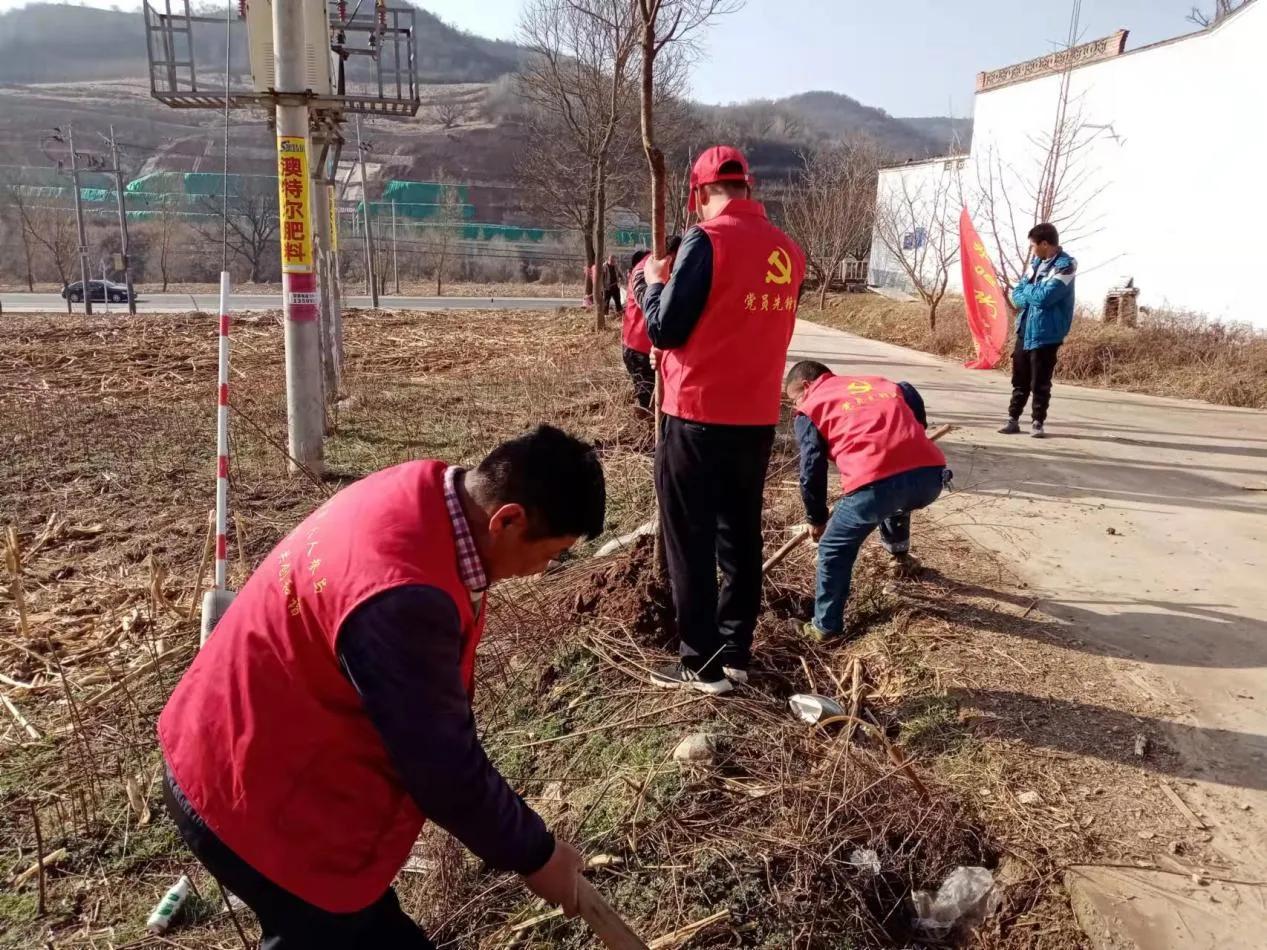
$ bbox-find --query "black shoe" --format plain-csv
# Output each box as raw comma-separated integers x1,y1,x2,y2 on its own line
998,418,1021,435
1031,421,1046,439
649,662,733,695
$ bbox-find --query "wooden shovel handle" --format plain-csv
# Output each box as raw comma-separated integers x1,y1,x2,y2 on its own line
763,527,811,573
577,879,648,950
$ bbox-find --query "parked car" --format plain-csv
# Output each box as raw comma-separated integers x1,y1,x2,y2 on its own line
61,280,133,303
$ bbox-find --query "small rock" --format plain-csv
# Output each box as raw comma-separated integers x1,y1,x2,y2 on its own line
1106,526,1119,536
1017,790,1041,806
847,848,881,875
1169,841,1185,856
978,787,993,799
1138,830,1156,840
1192,872,1210,886
1240,803,1253,812
673,733,716,764
1134,734,1151,757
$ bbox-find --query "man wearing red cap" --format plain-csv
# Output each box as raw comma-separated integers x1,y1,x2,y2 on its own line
642,145,806,694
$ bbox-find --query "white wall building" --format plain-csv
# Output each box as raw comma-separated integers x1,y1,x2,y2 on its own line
868,2,1267,328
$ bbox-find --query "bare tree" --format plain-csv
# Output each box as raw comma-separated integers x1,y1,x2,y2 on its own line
151,198,181,291
433,99,463,130
428,173,464,296
783,138,883,311
634,0,742,257
519,0,638,330
873,164,962,330
1187,0,1246,26
193,180,279,284
7,186,78,298
0,180,37,291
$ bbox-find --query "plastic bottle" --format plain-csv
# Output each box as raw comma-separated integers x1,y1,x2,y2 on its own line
146,875,191,934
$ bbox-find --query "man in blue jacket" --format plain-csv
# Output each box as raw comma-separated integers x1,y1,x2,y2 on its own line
999,223,1076,438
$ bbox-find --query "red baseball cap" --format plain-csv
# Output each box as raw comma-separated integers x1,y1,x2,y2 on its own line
687,145,752,212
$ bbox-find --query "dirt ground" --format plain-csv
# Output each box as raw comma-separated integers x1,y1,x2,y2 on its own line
0,307,1194,948
0,280,586,299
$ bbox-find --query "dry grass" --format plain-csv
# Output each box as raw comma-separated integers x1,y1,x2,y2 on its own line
0,305,1174,949
809,294,1267,409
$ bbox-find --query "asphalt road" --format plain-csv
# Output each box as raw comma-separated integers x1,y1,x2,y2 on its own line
0,292,579,313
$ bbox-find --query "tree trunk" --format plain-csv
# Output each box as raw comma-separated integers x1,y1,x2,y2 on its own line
592,166,607,331
582,171,597,301
928,299,938,331
818,278,829,312
639,18,666,258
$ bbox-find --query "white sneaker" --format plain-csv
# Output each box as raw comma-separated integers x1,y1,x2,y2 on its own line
650,662,733,695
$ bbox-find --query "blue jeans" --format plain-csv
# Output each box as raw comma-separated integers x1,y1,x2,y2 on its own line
814,466,945,634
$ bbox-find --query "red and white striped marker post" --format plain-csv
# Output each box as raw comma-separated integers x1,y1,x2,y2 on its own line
201,270,237,645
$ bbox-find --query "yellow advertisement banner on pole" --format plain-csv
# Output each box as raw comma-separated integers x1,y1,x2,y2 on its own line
276,135,312,273
327,184,338,254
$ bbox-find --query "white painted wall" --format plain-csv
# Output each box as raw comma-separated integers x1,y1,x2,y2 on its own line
869,2,1267,327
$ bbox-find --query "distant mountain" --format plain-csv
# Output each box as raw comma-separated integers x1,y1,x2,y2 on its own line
0,2,525,84
897,116,974,153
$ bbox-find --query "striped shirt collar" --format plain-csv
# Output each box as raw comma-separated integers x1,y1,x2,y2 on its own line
443,466,488,593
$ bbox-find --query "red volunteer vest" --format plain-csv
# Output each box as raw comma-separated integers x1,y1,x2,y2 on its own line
622,259,652,353
158,460,485,913
797,374,946,494
660,199,806,425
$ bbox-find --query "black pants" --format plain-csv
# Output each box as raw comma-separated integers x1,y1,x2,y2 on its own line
163,769,435,949
655,415,775,677
1008,340,1060,423
622,347,654,410
603,287,622,314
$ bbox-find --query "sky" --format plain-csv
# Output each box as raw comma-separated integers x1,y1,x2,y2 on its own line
0,0,1217,115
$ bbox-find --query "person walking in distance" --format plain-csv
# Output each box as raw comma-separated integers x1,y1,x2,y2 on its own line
602,254,623,315
158,427,605,947
641,145,806,694
1000,223,1076,438
784,361,947,641
624,237,682,413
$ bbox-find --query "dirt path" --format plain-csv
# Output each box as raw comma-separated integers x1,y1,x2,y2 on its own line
791,319,1267,946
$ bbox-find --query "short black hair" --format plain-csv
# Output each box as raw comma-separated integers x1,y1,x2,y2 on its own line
1028,223,1059,246
473,425,606,539
630,248,650,269
666,235,682,255
784,360,832,388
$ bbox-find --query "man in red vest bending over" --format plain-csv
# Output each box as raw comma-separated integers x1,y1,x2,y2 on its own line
158,426,605,947
641,145,806,694
785,361,947,641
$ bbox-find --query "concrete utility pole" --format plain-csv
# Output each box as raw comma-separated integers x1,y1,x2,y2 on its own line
108,126,137,314
273,0,324,475
66,125,92,315
355,115,379,308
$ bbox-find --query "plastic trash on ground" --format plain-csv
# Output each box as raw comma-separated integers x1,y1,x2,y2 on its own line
146,875,191,934
789,693,845,725
848,848,881,874
912,866,999,932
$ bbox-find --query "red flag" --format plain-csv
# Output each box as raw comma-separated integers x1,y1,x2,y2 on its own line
958,208,1010,370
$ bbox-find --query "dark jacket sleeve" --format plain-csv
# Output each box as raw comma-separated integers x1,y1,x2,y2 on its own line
337,585,554,876
897,382,928,428
632,268,648,312
644,227,713,349
795,413,831,526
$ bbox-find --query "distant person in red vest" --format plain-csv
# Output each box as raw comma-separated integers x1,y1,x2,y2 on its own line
601,253,623,314
158,427,606,948
785,361,947,641
641,145,806,694
623,236,682,412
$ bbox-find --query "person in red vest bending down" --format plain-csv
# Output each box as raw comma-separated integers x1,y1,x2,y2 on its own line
785,361,948,641
624,236,681,413
158,426,606,948
641,145,806,694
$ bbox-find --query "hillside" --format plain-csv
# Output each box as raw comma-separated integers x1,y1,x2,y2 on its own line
0,3,969,220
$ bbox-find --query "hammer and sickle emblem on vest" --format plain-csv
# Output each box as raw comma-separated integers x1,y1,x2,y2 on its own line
846,380,872,395
765,247,793,285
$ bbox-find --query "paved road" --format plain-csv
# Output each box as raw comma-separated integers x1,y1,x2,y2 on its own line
792,319,1267,947
0,292,578,313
